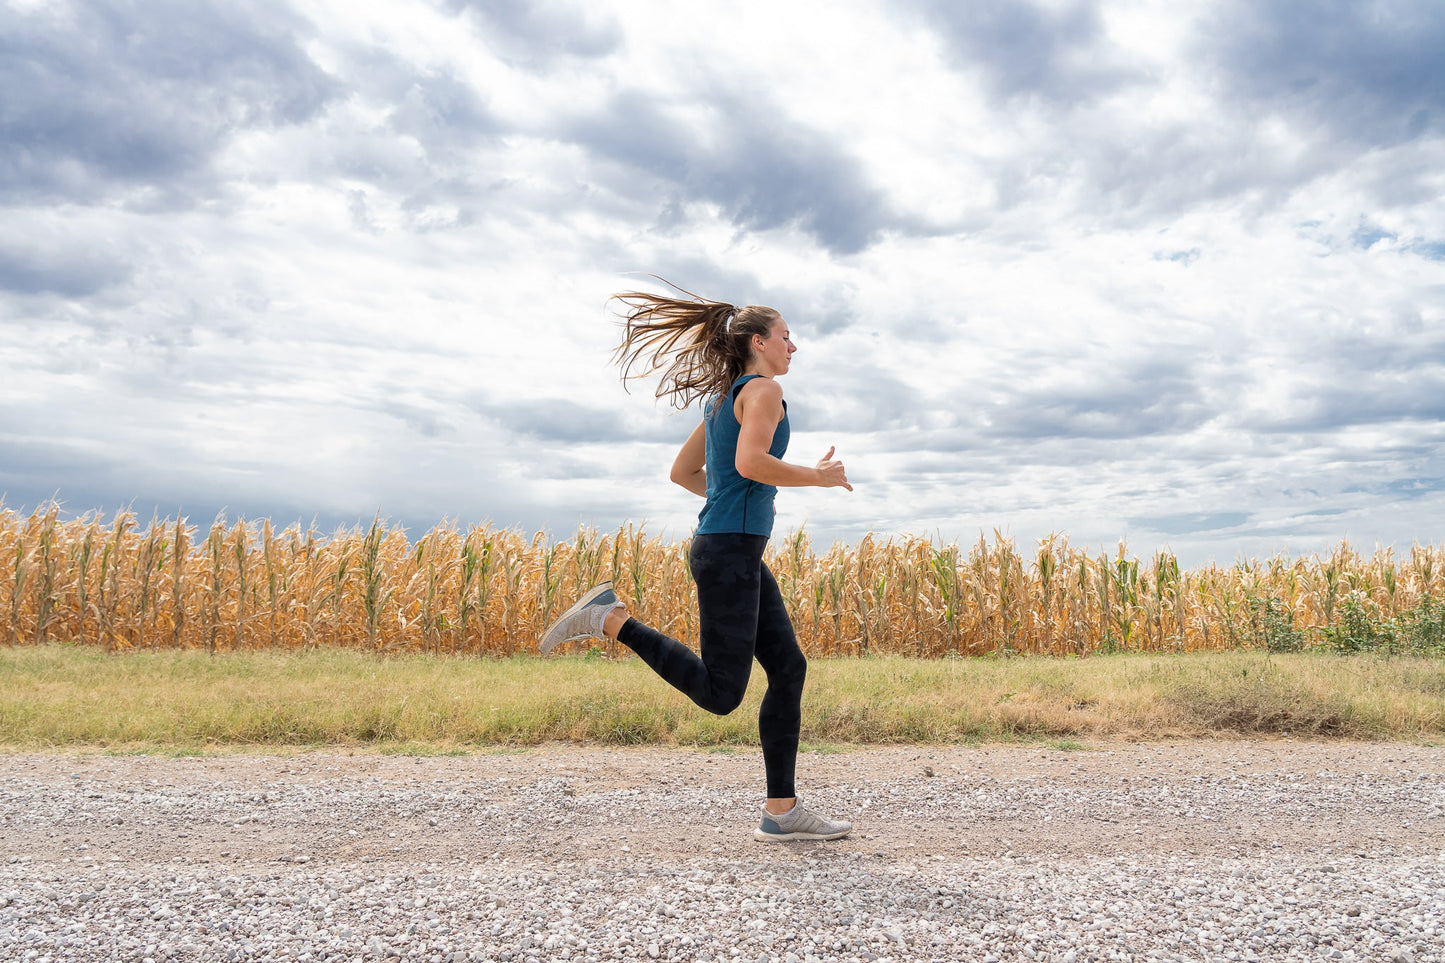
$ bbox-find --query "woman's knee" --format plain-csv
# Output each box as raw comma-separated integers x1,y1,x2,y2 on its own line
699,687,748,716
767,649,807,692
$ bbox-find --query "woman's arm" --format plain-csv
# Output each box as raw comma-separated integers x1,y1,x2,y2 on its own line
670,421,708,497
735,378,852,490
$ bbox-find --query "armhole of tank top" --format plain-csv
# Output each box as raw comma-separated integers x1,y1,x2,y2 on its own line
732,376,785,424
729,375,756,423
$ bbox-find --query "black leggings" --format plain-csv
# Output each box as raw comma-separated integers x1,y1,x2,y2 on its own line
616,532,807,799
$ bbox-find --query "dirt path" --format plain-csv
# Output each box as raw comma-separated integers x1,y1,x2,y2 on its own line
2,740,1441,862
2,741,1442,961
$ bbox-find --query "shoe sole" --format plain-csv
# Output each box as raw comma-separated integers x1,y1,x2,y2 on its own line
753,828,852,842
539,581,615,654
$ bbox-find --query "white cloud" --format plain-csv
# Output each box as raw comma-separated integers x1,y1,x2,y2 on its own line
1,0,1443,565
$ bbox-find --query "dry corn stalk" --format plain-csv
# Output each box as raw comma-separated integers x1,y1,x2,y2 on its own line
2,502,1442,656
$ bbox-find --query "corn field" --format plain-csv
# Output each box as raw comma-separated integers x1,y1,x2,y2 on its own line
3,504,1443,657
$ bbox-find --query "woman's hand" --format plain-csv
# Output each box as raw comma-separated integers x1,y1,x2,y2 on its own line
814,446,853,491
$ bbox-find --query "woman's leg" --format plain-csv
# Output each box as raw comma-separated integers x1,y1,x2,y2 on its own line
747,562,851,840
614,533,765,716
752,562,806,804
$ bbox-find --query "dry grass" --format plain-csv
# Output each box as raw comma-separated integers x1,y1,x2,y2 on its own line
2,646,1440,751
3,503,1443,657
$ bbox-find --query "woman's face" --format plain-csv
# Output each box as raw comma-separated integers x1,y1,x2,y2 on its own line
753,317,796,376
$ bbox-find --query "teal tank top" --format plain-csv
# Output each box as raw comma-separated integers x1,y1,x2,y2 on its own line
695,374,790,537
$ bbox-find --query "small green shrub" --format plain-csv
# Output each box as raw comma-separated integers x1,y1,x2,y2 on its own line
1321,591,1395,653
1246,596,1305,652
1319,593,1445,657
1397,596,1445,656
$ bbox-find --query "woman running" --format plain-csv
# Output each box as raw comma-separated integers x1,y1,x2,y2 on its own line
540,281,855,842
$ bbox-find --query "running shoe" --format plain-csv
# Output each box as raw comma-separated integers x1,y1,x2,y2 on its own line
539,581,623,654
753,801,853,842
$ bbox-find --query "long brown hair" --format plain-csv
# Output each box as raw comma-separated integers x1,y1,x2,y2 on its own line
610,277,782,410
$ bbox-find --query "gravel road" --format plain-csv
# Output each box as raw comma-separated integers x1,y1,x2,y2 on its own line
1,741,1442,962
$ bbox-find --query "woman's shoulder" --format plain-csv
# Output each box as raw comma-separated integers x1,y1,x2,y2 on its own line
735,374,783,400
733,375,785,423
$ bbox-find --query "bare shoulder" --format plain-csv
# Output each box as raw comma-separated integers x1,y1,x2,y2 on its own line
737,376,784,404
734,376,784,425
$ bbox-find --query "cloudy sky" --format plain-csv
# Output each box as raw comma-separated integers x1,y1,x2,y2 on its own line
2,0,1443,565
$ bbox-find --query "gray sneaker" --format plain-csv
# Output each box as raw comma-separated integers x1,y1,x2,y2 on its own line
539,582,623,654
753,801,853,842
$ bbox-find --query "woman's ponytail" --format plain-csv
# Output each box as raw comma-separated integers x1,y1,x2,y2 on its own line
611,279,780,410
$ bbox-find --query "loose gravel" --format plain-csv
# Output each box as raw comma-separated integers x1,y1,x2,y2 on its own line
1,741,1441,962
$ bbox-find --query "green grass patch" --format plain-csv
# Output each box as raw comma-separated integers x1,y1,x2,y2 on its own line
0,645,1441,752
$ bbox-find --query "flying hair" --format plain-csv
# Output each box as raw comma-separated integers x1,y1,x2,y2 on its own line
610,275,782,410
